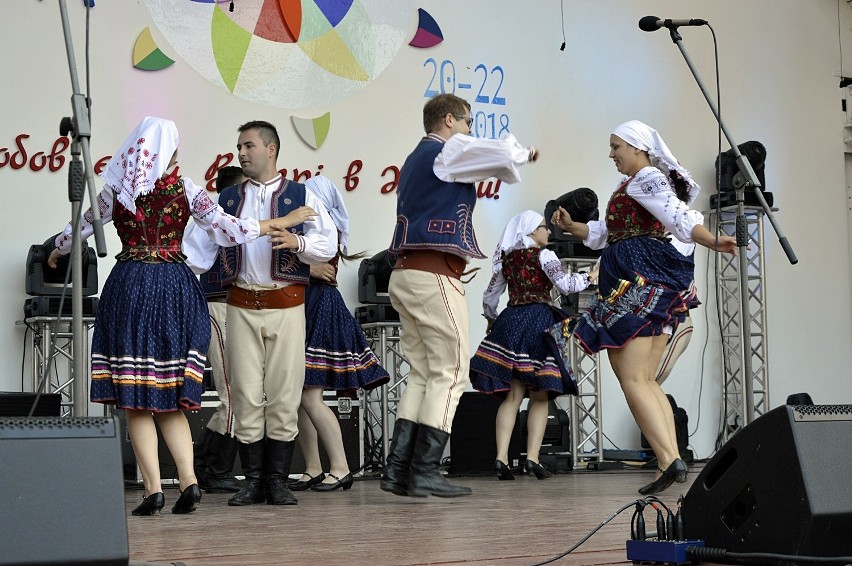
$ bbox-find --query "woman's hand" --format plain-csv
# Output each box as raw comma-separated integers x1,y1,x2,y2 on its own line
550,206,573,231
310,262,336,282
270,206,317,231
47,249,64,269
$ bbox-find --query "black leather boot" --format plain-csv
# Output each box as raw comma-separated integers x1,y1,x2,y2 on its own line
408,424,472,498
193,427,215,491
380,419,418,496
203,431,242,493
227,440,266,506
265,438,298,505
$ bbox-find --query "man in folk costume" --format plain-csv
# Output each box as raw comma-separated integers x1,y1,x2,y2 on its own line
185,120,337,506
381,94,540,497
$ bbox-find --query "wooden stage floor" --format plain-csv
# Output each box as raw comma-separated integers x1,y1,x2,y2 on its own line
126,465,703,566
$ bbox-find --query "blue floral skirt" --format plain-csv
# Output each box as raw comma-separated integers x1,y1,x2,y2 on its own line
572,236,697,355
470,303,577,398
90,260,209,411
304,282,389,393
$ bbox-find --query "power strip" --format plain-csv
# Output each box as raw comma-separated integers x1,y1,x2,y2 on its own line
625,539,704,564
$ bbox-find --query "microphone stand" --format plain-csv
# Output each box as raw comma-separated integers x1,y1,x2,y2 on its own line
58,0,107,417
664,23,798,425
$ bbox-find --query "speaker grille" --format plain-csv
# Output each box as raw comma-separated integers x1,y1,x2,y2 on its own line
792,404,852,421
0,416,116,438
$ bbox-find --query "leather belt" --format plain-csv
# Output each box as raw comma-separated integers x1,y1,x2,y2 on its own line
226,285,305,310
393,250,468,280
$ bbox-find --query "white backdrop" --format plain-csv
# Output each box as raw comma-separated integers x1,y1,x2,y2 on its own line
2,0,851,460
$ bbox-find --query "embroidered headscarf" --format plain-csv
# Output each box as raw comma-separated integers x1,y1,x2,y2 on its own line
612,120,699,198
491,210,544,274
305,175,350,253
102,116,179,215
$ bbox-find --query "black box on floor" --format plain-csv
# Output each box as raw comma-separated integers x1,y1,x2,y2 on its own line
0,392,62,417
24,296,99,318
450,392,522,475
290,395,361,474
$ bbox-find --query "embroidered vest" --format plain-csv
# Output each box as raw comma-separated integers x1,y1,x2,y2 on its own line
216,178,310,287
113,172,189,263
605,178,666,244
503,248,553,306
389,137,484,259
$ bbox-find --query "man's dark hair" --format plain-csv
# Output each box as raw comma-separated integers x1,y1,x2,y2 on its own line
422,94,471,134
216,165,245,193
238,120,280,159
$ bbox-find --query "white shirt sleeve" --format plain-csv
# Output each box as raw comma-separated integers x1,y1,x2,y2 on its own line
482,270,507,320
184,177,261,246
539,248,591,294
582,219,609,250
297,188,339,265
434,133,532,184
182,220,219,274
54,185,115,254
626,168,703,244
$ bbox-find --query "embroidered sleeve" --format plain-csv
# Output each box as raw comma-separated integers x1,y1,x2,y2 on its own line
626,167,703,244
54,185,115,255
184,177,260,246
583,219,609,250
482,270,507,320
539,248,591,294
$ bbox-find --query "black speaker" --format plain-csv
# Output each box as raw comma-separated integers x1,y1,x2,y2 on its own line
0,417,129,566
683,404,852,557
0,392,61,416
450,392,522,474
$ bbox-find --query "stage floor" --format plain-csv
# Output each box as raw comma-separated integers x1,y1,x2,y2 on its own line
126,464,702,566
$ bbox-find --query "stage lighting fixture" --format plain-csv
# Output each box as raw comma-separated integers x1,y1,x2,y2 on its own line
711,140,773,209
26,234,98,297
544,187,599,242
357,249,396,305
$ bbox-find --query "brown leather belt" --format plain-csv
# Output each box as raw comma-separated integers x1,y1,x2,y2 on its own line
226,285,305,310
393,250,468,280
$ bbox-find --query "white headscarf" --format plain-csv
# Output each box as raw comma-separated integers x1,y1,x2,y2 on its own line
102,116,179,215
304,175,350,253
612,120,699,195
491,210,543,274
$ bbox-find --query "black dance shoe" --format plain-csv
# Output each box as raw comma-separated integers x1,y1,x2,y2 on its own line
288,472,326,491
525,460,552,480
495,460,515,481
638,458,688,495
171,484,202,514
131,492,165,516
311,472,354,492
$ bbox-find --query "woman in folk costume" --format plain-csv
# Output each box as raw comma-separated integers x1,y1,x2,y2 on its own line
288,175,389,492
470,210,595,480
551,120,737,495
48,116,302,515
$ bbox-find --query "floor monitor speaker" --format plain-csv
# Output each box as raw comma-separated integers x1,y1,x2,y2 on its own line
683,404,852,557
0,417,129,566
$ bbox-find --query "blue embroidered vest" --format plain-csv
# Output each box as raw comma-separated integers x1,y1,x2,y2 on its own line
389,137,485,259
215,178,310,287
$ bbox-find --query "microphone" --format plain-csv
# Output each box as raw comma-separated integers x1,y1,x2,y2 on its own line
638,15,707,32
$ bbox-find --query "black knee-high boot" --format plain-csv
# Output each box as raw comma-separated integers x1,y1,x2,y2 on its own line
407,424,472,498
265,438,298,505
227,440,266,506
204,431,242,493
380,419,418,496
193,427,215,490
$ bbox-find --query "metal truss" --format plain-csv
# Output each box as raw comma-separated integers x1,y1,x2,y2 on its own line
21,315,95,417
710,207,770,442
359,321,409,473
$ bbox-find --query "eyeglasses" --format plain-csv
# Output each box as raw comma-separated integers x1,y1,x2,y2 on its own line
452,114,473,128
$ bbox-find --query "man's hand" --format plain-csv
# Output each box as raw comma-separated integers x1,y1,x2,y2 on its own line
268,230,299,250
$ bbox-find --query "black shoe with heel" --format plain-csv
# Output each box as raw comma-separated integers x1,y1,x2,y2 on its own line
525,460,552,480
495,460,515,481
638,458,688,495
132,492,165,516
311,472,353,492
288,472,325,491
171,484,202,514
